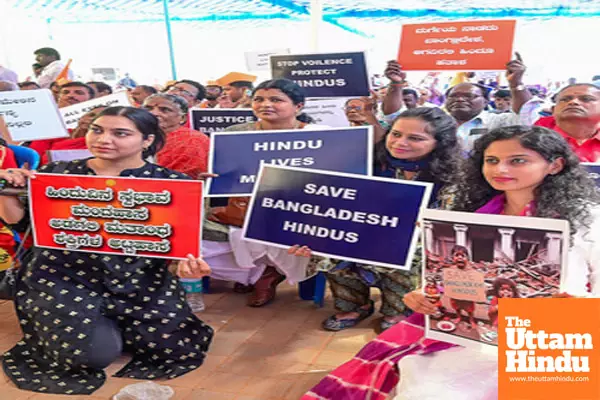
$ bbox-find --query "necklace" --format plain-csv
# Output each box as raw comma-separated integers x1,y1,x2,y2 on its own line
256,120,301,131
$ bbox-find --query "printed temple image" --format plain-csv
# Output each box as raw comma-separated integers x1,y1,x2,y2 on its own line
423,219,564,346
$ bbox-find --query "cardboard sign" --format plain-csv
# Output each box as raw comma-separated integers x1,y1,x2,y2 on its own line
270,52,370,98
47,149,94,163
243,165,432,270
190,108,257,136
422,209,568,350
397,20,516,71
583,163,600,191
443,268,487,302
0,89,68,142
60,91,130,129
303,98,349,128
29,174,203,260
245,48,290,71
207,126,373,197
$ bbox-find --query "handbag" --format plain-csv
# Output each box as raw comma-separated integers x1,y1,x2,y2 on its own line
0,226,31,300
207,196,250,228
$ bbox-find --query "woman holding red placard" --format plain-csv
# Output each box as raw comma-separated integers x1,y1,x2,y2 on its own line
0,106,214,396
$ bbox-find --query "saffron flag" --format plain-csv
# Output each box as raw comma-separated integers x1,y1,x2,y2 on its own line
54,59,72,86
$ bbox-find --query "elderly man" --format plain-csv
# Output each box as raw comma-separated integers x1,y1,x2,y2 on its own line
535,83,600,162
382,53,542,149
34,47,74,88
166,79,205,108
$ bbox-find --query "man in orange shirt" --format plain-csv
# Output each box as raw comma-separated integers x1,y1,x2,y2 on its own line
535,84,600,162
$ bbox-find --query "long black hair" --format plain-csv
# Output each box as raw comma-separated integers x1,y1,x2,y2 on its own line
91,106,166,158
252,79,312,123
375,107,461,186
452,125,600,235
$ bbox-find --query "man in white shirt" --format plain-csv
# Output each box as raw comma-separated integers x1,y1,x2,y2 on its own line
34,47,74,88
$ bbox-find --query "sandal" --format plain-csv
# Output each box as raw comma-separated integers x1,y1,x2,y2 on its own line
322,301,375,331
247,266,286,307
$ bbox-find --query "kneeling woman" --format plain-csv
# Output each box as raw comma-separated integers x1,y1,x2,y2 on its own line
0,107,214,395
303,126,600,400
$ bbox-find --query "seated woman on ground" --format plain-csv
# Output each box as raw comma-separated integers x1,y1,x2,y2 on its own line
0,106,214,396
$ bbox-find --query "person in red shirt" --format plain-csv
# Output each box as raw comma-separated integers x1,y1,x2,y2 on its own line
142,93,209,178
535,84,600,162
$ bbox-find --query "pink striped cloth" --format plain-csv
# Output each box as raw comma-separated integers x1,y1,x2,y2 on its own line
301,314,455,400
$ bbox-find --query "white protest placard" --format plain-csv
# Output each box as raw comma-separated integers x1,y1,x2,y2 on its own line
422,209,569,351
0,89,68,142
60,91,130,129
245,48,290,71
303,98,349,128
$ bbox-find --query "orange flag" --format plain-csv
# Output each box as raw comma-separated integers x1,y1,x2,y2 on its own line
54,59,72,86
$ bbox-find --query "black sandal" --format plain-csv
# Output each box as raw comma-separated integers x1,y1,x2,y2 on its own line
322,301,375,331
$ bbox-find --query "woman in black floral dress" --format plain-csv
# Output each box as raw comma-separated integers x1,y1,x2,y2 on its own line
0,106,213,395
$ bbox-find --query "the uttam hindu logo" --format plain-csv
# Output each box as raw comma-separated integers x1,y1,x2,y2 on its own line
499,298,600,400
504,316,592,373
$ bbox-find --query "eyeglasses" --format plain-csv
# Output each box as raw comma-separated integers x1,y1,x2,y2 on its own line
343,106,364,112
447,93,483,101
168,86,195,98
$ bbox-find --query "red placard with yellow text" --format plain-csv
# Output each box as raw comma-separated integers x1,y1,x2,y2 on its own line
29,173,203,260
397,20,516,71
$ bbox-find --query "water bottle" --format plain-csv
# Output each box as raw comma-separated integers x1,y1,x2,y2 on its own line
180,278,205,312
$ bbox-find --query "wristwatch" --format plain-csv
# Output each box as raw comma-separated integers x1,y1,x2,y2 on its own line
511,84,526,91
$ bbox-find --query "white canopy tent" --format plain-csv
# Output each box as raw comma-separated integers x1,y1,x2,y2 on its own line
1,0,599,85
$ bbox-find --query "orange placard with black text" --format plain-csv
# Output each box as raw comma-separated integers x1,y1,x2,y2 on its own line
29,173,203,260
499,298,600,400
397,20,516,71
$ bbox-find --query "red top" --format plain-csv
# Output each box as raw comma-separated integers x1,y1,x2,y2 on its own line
28,138,68,159
156,127,209,178
0,146,18,169
535,116,600,162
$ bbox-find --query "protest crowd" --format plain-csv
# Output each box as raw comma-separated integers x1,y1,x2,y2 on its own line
0,33,599,400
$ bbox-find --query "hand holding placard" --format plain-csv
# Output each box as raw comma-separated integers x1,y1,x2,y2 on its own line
176,254,212,278
506,52,526,88
384,60,407,84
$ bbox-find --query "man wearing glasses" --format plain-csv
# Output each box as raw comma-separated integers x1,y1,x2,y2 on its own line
167,79,206,108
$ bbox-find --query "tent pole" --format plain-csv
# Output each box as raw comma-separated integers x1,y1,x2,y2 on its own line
310,0,323,52
162,0,177,80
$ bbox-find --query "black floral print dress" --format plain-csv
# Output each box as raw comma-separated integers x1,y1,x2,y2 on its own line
2,159,214,395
